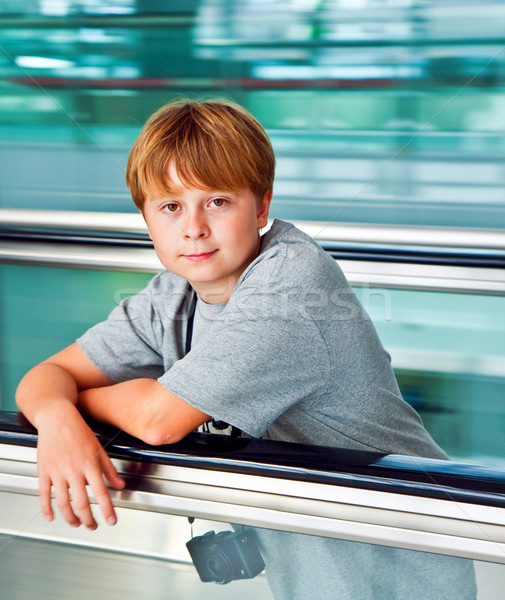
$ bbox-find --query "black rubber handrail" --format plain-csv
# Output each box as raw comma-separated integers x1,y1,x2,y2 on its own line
2,410,505,509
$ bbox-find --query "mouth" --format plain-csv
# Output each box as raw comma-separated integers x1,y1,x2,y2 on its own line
183,249,218,262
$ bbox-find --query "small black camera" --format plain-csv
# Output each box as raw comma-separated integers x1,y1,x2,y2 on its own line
186,529,265,585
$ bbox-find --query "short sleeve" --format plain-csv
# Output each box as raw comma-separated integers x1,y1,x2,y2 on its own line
77,272,191,382
160,274,331,438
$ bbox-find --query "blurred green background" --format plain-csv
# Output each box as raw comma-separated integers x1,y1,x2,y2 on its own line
1,0,505,226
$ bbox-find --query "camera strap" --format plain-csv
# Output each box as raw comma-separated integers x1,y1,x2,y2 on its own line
185,291,242,440
185,292,197,356
187,517,246,539
188,516,195,538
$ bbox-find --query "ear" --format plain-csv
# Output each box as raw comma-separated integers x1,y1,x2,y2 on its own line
257,190,272,229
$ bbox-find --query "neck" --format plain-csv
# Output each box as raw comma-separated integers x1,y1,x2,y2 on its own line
192,280,235,305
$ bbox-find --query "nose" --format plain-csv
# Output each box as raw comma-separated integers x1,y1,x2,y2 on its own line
182,208,210,241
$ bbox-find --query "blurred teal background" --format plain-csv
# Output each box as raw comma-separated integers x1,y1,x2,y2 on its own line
0,1,504,464
0,0,504,226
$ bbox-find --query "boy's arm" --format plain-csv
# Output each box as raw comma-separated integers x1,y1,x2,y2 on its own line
78,379,210,446
16,343,209,529
15,343,127,530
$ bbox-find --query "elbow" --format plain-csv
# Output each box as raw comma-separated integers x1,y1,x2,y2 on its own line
135,401,184,447
132,381,204,446
139,423,185,447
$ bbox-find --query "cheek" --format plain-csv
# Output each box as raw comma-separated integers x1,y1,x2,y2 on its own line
149,220,177,242
223,221,257,249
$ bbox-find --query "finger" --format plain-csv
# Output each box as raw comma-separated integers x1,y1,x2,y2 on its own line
38,474,54,522
101,455,125,490
68,479,97,530
53,479,81,528
87,471,118,526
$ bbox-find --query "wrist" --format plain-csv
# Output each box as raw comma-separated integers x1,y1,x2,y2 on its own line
32,399,81,431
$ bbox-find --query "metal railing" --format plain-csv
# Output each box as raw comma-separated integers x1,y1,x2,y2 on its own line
1,209,504,294
1,411,505,564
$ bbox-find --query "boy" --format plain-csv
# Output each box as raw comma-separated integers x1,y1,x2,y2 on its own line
16,99,476,599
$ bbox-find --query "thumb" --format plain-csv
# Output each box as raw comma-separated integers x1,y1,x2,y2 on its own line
101,455,126,489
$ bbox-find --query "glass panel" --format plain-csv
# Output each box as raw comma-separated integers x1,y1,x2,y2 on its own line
0,264,153,410
0,521,491,599
0,530,273,600
353,286,505,465
2,262,504,466
0,2,504,226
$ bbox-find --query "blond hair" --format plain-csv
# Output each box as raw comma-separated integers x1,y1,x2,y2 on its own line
126,99,275,210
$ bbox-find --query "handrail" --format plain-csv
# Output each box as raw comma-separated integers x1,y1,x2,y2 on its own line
1,411,505,564
1,210,504,294
0,209,148,238
1,209,505,251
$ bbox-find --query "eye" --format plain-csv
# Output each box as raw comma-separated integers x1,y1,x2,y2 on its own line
163,202,180,213
210,197,227,208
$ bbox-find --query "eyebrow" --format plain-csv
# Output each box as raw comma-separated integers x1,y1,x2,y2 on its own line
148,182,237,203
147,186,185,202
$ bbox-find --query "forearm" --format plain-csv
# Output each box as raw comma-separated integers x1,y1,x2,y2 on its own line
78,378,209,446
16,345,126,530
78,378,161,439
16,361,81,429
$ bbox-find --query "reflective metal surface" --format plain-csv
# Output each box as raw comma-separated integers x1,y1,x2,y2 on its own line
0,239,161,272
2,416,505,598
2,209,505,250
2,429,505,564
0,531,273,600
1,210,504,293
0,209,147,237
1,240,503,293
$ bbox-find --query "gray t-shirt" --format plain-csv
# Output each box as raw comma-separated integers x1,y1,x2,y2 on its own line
77,219,476,599
78,218,444,458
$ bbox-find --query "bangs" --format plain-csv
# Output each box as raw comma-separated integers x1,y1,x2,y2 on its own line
142,131,257,199
127,99,275,209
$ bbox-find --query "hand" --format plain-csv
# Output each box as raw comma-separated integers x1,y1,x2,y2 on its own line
36,403,125,529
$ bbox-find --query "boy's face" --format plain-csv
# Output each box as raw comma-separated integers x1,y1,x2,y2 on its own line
142,162,271,304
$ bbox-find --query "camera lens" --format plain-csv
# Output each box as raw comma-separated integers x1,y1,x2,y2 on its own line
206,548,234,584
208,559,224,577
